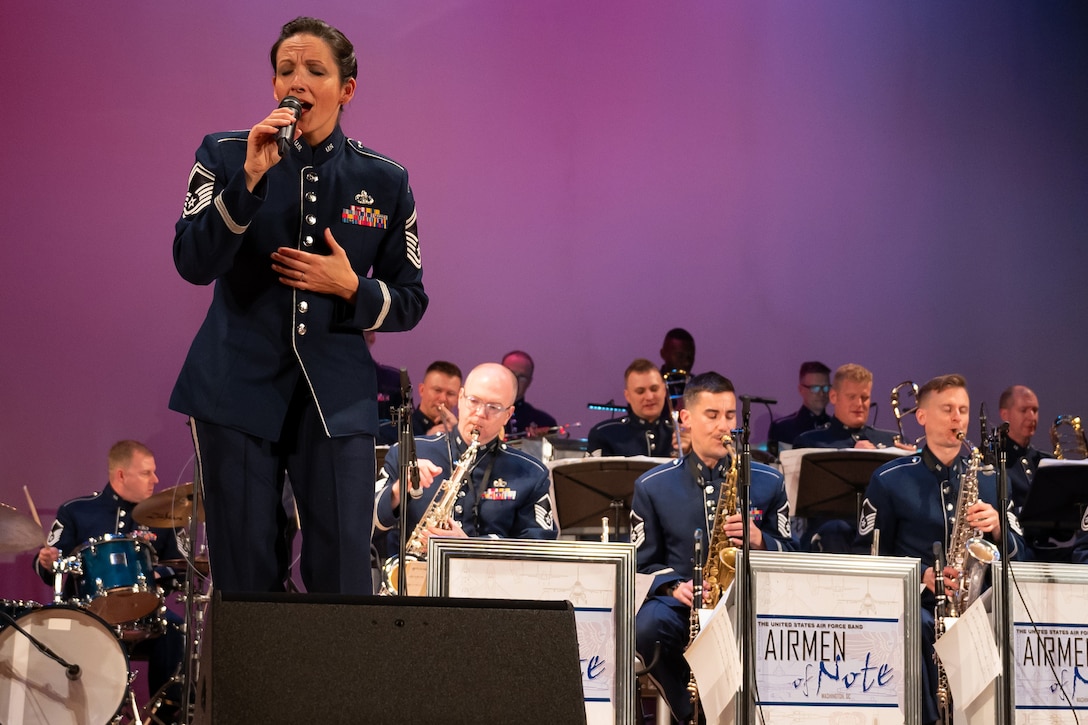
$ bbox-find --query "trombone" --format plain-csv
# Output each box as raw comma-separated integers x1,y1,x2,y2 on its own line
891,381,920,446
663,369,689,460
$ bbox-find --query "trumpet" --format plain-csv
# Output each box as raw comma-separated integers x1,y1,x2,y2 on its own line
890,381,920,445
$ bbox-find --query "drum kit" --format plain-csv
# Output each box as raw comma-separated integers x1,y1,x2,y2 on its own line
0,484,211,725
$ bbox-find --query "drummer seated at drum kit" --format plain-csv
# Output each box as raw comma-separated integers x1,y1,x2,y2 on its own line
34,440,185,724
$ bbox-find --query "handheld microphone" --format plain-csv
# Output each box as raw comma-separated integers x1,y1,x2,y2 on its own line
275,96,303,157
741,395,777,405
67,664,81,681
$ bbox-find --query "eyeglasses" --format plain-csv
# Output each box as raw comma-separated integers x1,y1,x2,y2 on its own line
463,395,511,418
805,385,831,394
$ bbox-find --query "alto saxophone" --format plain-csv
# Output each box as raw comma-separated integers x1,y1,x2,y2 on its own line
944,432,1000,618
702,433,739,608
685,434,739,723
934,432,1002,724
382,429,481,594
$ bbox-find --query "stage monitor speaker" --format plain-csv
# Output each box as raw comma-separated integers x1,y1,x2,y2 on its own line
193,590,587,725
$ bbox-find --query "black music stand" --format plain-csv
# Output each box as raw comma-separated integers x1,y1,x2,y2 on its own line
1018,459,1088,537
795,450,903,521
548,457,667,536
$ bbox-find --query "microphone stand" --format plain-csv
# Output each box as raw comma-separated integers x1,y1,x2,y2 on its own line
736,396,755,725
395,369,420,597
994,423,1014,722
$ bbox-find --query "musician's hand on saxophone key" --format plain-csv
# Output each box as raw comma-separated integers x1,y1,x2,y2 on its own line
966,501,1001,536
722,513,765,550
421,517,467,546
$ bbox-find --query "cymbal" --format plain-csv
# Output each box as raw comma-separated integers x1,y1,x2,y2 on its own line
132,482,205,528
160,555,211,577
0,502,45,554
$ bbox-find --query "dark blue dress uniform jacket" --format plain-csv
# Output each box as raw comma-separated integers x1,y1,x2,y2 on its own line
856,448,1026,571
375,432,558,540
587,409,674,458
794,417,900,450
632,454,795,595
766,405,830,455
36,483,183,592
170,126,427,440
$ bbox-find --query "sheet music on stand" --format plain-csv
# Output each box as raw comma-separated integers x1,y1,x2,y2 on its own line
780,448,911,520
1018,458,1088,535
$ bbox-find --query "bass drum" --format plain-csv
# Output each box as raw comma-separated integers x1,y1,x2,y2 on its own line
0,605,129,725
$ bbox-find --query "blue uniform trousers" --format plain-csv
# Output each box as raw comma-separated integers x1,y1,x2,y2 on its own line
192,382,375,595
636,595,695,723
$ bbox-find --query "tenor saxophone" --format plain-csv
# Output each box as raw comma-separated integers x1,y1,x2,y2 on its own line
382,429,481,594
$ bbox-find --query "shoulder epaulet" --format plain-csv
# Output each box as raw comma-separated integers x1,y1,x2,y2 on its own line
346,139,406,172
875,455,921,478
500,445,548,473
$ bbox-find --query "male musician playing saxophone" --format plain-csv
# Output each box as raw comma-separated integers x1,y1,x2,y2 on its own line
587,358,676,458
374,363,558,551
793,363,903,450
632,372,795,724
855,374,1026,725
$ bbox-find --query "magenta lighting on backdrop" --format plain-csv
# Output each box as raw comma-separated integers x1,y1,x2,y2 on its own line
1,1,1086,599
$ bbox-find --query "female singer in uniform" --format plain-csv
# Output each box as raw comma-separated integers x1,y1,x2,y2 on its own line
170,17,427,595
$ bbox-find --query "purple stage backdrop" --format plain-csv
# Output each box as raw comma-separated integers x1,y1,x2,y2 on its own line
2,2,1086,598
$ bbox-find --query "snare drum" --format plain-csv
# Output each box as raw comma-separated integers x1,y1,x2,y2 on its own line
74,534,162,625
114,606,169,644
0,605,129,725
0,600,42,629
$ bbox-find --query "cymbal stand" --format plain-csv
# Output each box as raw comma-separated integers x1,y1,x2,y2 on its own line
179,473,210,723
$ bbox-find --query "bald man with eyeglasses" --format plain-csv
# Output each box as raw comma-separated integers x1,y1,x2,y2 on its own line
374,363,558,550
